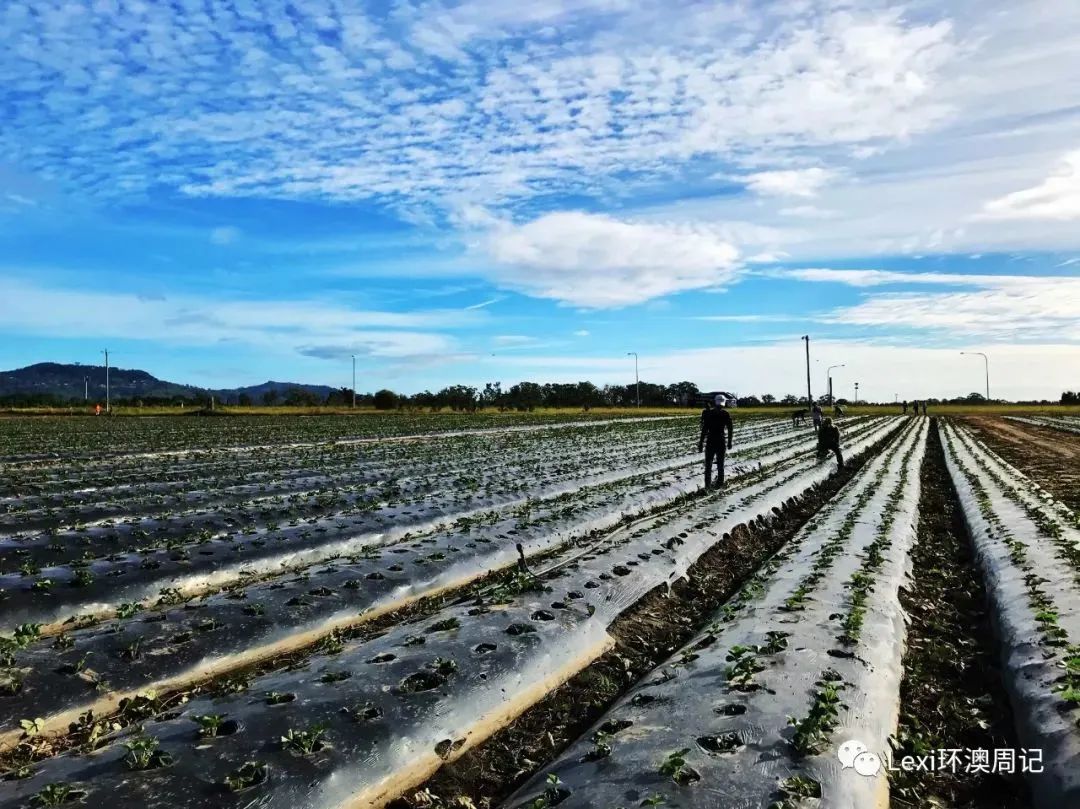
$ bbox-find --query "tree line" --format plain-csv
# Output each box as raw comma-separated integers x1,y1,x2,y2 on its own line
3,386,1079,410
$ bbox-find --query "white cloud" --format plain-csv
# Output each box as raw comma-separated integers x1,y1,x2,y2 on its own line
464,296,502,309
0,277,476,359
478,211,740,307
776,268,1011,287
779,205,838,219
825,278,1080,340
0,1,957,212
744,168,835,198
493,334,535,345
976,150,1080,221
573,329,590,337
771,269,1080,340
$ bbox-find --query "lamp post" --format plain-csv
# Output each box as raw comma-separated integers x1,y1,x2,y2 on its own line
960,352,990,401
826,364,845,405
101,349,110,413
84,376,88,402
801,336,812,407
854,382,859,404
626,352,640,407
351,354,356,408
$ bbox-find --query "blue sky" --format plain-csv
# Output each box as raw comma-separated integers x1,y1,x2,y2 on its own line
1,0,1078,400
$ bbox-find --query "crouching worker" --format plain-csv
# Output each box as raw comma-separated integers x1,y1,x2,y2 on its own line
817,417,843,469
699,395,734,488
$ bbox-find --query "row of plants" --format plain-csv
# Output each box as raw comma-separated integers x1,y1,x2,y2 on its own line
0,419,900,803
940,420,1080,807
0,418,831,751
504,418,924,809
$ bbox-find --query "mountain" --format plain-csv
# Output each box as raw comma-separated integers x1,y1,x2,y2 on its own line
0,363,336,403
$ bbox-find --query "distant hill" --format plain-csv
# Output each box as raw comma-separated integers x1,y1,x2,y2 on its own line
0,363,335,403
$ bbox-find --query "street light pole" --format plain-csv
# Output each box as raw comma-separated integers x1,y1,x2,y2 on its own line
960,352,990,401
826,364,845,405
627,352,640,407
855,382,859,404
351,355,356,409
84,376,88,402
102,349,110,413
802,336,812,407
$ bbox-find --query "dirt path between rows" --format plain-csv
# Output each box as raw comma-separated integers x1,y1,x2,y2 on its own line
891,419,1030,808
963,416,1080,511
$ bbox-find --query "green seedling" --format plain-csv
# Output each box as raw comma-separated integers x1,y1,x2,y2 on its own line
31,783,85,807
223,760,268,792
123,734,172,770
192,714,227,738
115,602,142,619
659,747,700,785
280,723,328,755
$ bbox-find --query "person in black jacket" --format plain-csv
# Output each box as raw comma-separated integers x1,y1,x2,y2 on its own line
817,417,843,469
698,395,734,487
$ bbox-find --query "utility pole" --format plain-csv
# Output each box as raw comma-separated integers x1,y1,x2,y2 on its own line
102,349,110,413
802,336,812,407
351,354,356,409
627,352,640,407
826,364,845,406
84,376,88,402
960,352,990,401
855,382,860,404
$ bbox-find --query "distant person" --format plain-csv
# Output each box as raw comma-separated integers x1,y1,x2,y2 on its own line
902,400,908,414
922,401,928,416
833,403,845,417
699,394,734,488
95,403,101,416
817,417,844,469
912,400,920,416
791,408,808,428
812,403,823,431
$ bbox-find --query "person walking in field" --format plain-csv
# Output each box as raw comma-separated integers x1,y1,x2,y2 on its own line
699,394,734,488
902,400,908,415
817,417,843,469
922,401,928,416
833,403,845,417
812,402,823,431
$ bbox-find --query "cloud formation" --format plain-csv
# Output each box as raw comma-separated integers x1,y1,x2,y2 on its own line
0,0,956,212
479,211,740,307
744,168,835,198
785,268,1080,341
977,150,1080,221
0,277,474,359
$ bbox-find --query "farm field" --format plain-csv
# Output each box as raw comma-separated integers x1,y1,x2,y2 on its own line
0,413,1076,809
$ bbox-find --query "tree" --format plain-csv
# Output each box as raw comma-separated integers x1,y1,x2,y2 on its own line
323,387,352,406
480,382,503,409
780,394,799,405
761,394,776,405
666,381,700,407
261,389,280,406
1062,391,1079,405
373,389,400,410
506,382,544,411
237,393,253,407
284,387,320,406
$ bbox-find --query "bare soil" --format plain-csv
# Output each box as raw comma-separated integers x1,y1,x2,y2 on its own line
964,415,1080,511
